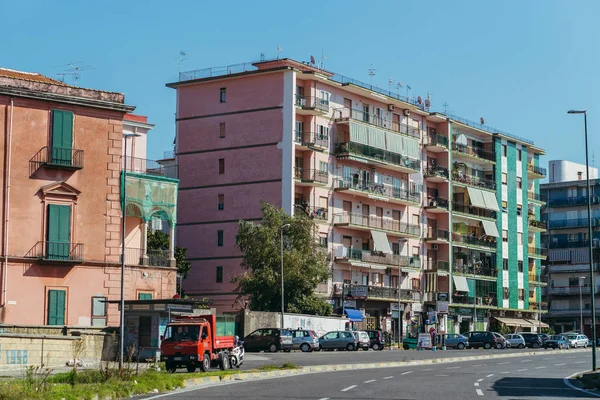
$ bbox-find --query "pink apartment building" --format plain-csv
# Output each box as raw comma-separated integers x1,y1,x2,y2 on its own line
0,68,178,326
169,58,545,333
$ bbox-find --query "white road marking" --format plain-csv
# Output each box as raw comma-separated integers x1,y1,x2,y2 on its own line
521,360,532,363
574,361,586,364
477,378,484,382
364,379,376,383
447,366,460,369
486,374,494,378
517,369,528,372
401,371,413,375
382,376,394,380
535,366,547,369
501,371,510,374
474,382,480,387
566,356,576,359
544,357,555,360
564,370,600,398
497,361,509,365
318,398,330,400
473,364,483,367
436,374,449,377
422,368,434,371
476,389,484,396
341,385,357,392
555,363,566,366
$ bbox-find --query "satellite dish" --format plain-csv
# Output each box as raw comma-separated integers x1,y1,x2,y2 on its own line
417,96,422,104
480,117,485,125
456,134,468,146
424,99,431,108
310,55,316,65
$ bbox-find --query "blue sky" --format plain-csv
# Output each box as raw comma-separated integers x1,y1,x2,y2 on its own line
2,0,599,168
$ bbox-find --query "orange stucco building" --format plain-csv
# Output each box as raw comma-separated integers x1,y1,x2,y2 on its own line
0,68,178,326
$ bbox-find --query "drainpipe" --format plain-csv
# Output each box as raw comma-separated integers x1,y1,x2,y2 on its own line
2,98,14,308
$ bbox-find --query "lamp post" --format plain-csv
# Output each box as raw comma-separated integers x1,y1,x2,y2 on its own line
280,223,291,330
119,132,140,369
568,109,596,370
580,276,586,334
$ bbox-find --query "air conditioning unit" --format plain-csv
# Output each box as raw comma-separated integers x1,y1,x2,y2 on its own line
388,104,395,111
432,244,439,250
403,109,411,117
385,268,393,275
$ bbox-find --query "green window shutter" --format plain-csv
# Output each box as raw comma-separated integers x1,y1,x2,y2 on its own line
138,293,153,300
51,110,73,165
47,205,71,260
47,290,66,325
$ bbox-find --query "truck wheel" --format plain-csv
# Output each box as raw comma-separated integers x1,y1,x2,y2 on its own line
200,353,211,372
186,364,197,373
219,352,230,371
166,362,177,373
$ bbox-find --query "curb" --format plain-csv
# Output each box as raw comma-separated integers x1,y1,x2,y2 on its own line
183,348,588,388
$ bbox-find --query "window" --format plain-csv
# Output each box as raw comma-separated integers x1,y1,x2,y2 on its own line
139,316,152,347
569,277,581,286
517,177,522,189
578,171,583,181
517,149,522,161
91,296,107,327
51,110,74,165
319,161,328,172
411,277,420,290
46,204,71,260
219,123,226,138
319,236,327,247
503,287,509,300
502,201,508,213
502,230,508,242
216,266,223,283
502,144,507,157
138,292,153,300
220,88,226,103
412,246,419,258
217,230,224,247
412,214,419,226
218,194,224,210
518,261,524,272
47,289,66,325
568,233,578,242
392,242,400,255
502,173,507,185
318,125,329,140
517,205,522,216
518,232,523,245
218,158,225,174
518,289,525,301
503,258,508,271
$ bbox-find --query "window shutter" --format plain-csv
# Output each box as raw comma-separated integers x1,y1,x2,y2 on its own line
47,205,71,260
48,290,66,325
51,110,73,165
138,293,153,300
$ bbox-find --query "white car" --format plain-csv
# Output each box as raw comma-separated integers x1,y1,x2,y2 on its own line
505,334,526,349
355,331,370,351
566,334,588,348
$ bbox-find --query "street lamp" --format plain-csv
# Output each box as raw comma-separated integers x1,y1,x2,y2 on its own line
580,276,586,334
568,109,596,370
280,223,291,330
119,132,141,369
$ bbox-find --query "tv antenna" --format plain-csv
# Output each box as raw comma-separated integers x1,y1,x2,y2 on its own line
320,50,327,70
388,79,394,93
368,65,375,87
310,55,316,65
442,102,449,114
176,51,187,72
276,45,284,59
406,84,412,100
55,62,94,85
260,52,266,62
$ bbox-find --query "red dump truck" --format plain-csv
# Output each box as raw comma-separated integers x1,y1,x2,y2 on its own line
160,315,243,373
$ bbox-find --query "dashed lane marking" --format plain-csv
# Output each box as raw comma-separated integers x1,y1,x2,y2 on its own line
436,374,449,377
501,371,510,374
473,364,483,367
447,366,460,369
497,361,509,365
401,371,413,375
340,385,357,392
486,374,494,378
477,378,484,382
476,389,484,396
423,368,434,371
364,379,376,383
474,383,480,387
382,376,394,380
535,366,547,369
555,363,566,366
517,369,528,372
521,360,532,363
574,361,586,364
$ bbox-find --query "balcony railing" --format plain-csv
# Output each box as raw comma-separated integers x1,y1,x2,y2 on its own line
30,146,84,171
548,240,600,249
424,260,450,273
126,157,178,178
425,132,448,148
336,178,420,203
333,213,421,236
294,130,329,149
295,95,329,113
124,248,170,267
452,202,497,220
452,294,498,307
293,168,328,184
528,219,547,230
527,164,547,176
528,192,547,203
548,217,600,229
335,142,421,172
344,284,422,301
528,246,547,257
425,228,449,241
294,204,328,221
452,233,497,249
548,308,592,316
452,171,496,191
451,143,496,162
528,273,546,284
549,285,592,295
453,263,498,278
425,196,449,209
548,196,600,208
334,107,420,138
26,241,84,262
424,165,449,180
335,247,420,268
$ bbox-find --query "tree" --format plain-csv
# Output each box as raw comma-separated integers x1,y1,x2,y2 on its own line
233,201,332,316
147,229,191,287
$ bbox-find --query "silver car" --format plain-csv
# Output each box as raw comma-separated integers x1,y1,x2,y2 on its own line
567,334,588,348
319,331,358,351
505,334,526,349
291,329,319,352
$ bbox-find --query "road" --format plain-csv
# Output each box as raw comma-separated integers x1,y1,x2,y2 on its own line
145,350,596,399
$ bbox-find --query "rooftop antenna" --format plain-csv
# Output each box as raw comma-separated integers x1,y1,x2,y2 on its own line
56,72,69,83
276,45,284,60
388,79,394,93
260,52,266,62
320,50,327,70
406,84,412,100
176,51,187,72
368,65,375,87
442,102,449,114
310,55,316,65
54,62,94,86
396,82,403,97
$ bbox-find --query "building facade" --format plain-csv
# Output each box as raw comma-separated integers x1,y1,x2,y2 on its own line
0,68,178,326
542,160,600,336
169,58,546,333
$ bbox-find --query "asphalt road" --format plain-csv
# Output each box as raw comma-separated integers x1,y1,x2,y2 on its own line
144,350,596,399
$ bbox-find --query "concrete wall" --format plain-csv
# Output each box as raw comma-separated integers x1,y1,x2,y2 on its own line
242,310,349,337
549,160,598,183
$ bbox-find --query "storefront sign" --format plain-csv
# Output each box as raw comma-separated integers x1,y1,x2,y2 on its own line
348,286,367,299
132,304,150,310
437,301,449,314
392,310,402,319
344,300,357,308
417,333,432,349
437,292,449,302
166,304,193,312
391,303,404,312
412,302,422,313
427,311,437,324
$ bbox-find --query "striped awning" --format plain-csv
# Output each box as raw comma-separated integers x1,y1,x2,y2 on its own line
494,317,536,328
482,220,500,237
467,187,487,208
371,230,392,254
453,276,469,292
480,190,500,212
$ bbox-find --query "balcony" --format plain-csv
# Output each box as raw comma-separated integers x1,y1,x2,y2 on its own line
126,157,178,178
25,241,84,263
294,130,329,151
424,165,449,182
452,202,497,220
424,260,450,274
333,213,420,238
334,178,420,206
529,302,548,311
424,229,449,243
424,196,449,214
30,146,84,173
528,246,547,259
335,142,421,174
549,285,592,296
294,204,328,222
334,247,420,269
528,191,547,205
527,164,546,179
295,95,329,115
548,308,591,316
424,132,449,152
293,168,328,186
124,248,170,267
528,273,547,286
452,233,497,250
343,284,422,302
548,195,600,208
528,218,547,232
451,142,496,164
548,217,600,230
452,294,498,307
453,263,498,280
334,107,420,139
452,171,496,191
548,240,600,249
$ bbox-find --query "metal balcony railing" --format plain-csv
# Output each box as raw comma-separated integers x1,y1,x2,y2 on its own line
424,260,450,273
425,228,449,241
452,202,497,219
528,246,547,257
452,294,498,306
528,219,547,230
295,95,329,113
528,192,547,202
124,248,170,267
334,107,421,139
294,130,329,149
333,213,421,236
424,165,449,180
548,217,600,229
425,132,448,147
335,142,421,172
548,196,600,208
26,241,84,262
344,284,421,301
451,143,496,162
453,263,498,278
549,285,592,295
335,247,419,268
336,178,420,203
527,164,547,176
451,171,496,191
125,157,178,178
30,146,84,171
294,205,328,221
293,168,328,184
452,233,497,248
424,196,449,209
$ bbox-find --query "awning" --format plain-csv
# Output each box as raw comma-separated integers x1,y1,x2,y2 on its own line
454,222,469,235
525,319,549,328
493,317,536,328
480,190,500,212
467,187,487,208
481,220,500,237
371,230,392,254
453,276,469,292
344,308,363,322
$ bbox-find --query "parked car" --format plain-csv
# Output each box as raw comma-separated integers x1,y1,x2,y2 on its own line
291,329,319,352
538,333,550,346
444,333,469,350
566,334,588,348
366,330,385,351
517,332,543,349
319,331,358,351
505,334,526,349
463,331,498,349
492,332,508,349
355,331,370,350
243,328,293,353
544,335,570,350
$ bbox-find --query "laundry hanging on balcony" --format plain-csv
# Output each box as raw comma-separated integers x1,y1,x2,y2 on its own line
481,220,500,237
371,230,392,253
